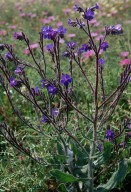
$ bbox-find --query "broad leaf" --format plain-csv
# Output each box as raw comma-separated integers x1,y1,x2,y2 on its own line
96,159,128,192
57,184,69,192
50,169,78,183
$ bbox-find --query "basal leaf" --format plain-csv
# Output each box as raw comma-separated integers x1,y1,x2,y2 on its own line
96,159,128,192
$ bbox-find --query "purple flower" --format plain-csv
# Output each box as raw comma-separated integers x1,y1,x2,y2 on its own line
98,58,106,66
42,26,52,39
106,25,122,35
47,85,57,95
5,52,13,61
14,32,24,41
42,115,49,123
40,80,50,88
60,74,72,86
14,67,23,75
90,3,99,11
42,26,57,40
52,108,59,116
50,30,57,40
57,26,66,38
100,42,109,51
68,19,85,29
79,44,89,53
9,77,21,87
68,19,78,27
0,44,5,51
73,4,84,12
106,129,115,141
62,51,70,58
40,80,45,88
84,9,94,21
67,42,77,49
31,86,40,96
46,44,53,52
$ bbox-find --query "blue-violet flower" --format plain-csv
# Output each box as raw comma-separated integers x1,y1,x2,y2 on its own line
46,44,53,52
47,85,57,95
106,129,115,141
84,9,94,21
73,4,84,12
67,42,77,49
57,26,66,38
14,32,24,41
5,52,13,61
100,42,109,51
42,115,49,123
60,74,72,86
52,108,59,116
15,67,23,75
31,86,40,96
98,58,106,66
9,77,21,87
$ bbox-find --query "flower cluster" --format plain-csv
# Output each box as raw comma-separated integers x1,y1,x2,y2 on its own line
98,58,106,67
79,43,92,53
14,32,24,40
106,25,123,35
42,115,49,123
9,77,21,88
60,74,72,87
84,3,99,21
47,85,57,95
100,42,109,51
31,87,40,96
68,18,85,29
15,67,24,75
106,129,115,141
5,52,13,61
41,25,66,40
46,44,53,52
67,42,77,50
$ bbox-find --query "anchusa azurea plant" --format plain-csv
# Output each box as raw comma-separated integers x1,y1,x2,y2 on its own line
0,3,131,192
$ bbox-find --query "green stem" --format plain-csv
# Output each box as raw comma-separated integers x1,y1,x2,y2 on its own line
88,122,97,192
88,51,99,192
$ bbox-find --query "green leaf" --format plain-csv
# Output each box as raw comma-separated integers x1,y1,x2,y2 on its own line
57,141,65,156
96,159,128,192
57,184,69,192
94,142,113,167
50,169,78,183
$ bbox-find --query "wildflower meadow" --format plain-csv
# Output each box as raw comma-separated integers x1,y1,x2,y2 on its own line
0,0,131,192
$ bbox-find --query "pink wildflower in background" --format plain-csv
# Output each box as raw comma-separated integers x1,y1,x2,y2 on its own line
56,22,63,27
42,19,51,24
90,32,98,37
120,52,129,57
119,58,131,66
63,9,71,16
0,21,6,25
19,13,27,17
95,35,104,41
0,30,7,36
67,33,76,38
23,43,39,55
8,26,17,29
